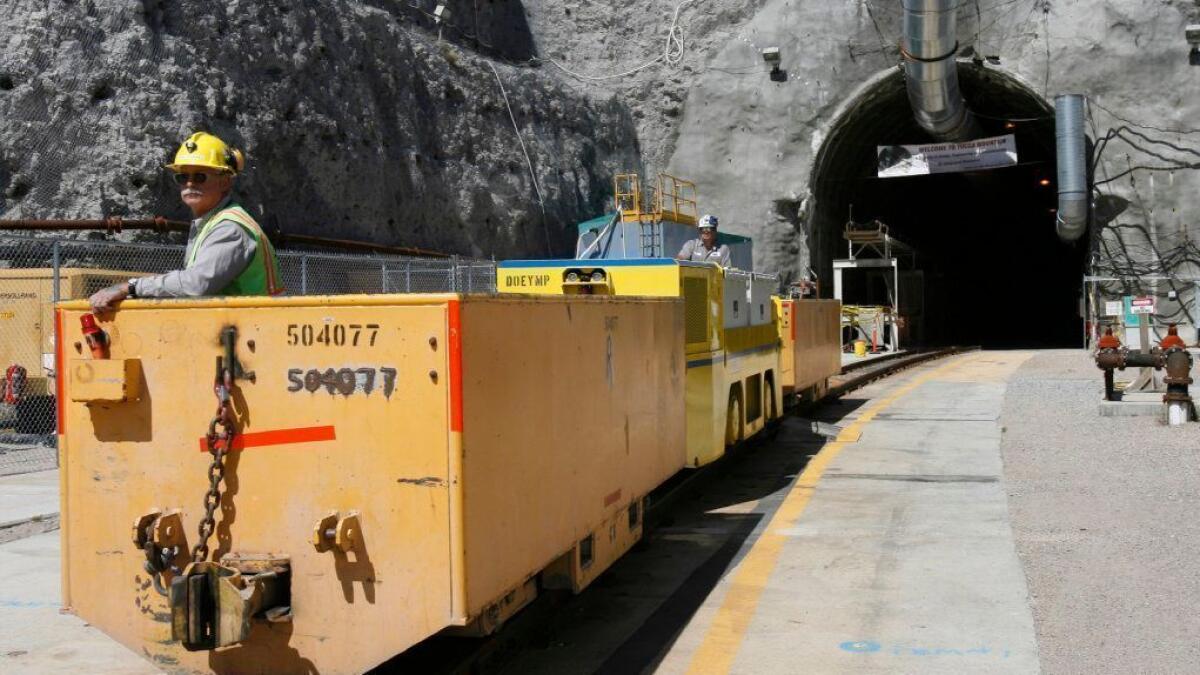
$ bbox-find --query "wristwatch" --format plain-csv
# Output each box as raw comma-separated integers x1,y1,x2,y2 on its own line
127,278,138,298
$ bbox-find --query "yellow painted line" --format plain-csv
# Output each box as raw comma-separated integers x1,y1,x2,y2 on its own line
684,354,973,675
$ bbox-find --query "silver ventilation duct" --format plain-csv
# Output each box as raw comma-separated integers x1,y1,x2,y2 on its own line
901,0,976,141
1054,94,1089,242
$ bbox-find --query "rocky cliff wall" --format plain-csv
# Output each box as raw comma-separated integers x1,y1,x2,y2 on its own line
2,0,1198,281
0,0,638,258
524,0,1200,286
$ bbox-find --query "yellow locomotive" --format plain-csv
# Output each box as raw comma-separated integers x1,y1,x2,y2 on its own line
54,175,841,673
498,173,841,466
497,259,828,467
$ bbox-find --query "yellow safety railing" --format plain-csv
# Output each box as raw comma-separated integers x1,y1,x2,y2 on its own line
613,172,699,225
656,173,698,226
614,174,644,223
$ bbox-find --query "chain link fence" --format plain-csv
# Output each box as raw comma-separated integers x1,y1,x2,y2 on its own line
0,234,496,476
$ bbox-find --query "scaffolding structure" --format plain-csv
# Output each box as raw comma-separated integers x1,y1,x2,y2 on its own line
833,219,921,352
579,173,754,269
614,173,699,227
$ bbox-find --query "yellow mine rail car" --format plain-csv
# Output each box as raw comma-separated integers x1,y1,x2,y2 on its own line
775,297,843,401
56,293,684,674
497,259,828,467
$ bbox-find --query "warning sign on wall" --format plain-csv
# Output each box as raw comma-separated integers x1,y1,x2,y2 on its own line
877,134,1018,178
1130,296,1156,315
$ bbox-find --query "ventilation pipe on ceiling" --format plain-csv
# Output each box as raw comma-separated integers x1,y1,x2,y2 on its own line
900,0,977,141
1054,94,1089,242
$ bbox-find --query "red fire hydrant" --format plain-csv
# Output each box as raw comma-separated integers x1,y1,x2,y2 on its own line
1160,323,1187,351
1098,326,1121,350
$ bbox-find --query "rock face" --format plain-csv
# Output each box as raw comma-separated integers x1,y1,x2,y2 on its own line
2,0,1198,290
528,0,1200,285
0,0,638,258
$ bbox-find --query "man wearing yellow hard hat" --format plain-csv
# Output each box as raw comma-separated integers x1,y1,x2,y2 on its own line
89,132,283,310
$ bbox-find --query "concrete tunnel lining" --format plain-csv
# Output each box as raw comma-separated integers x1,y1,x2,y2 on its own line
806,63,1087,349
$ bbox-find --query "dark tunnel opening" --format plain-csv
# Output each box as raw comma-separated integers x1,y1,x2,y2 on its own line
809,64,1087,349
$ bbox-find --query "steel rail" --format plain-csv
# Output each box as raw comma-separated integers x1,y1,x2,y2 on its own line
826,346,977,398
838,349,914,373
646,347,974,524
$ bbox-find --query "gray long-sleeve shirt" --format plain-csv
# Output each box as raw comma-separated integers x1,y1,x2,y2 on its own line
134,196,258,298
677,238,731,267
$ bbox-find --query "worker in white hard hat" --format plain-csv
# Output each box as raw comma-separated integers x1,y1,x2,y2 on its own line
676,214,731,267
89,131,283,311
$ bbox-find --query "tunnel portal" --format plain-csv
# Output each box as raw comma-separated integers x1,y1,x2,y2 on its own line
809,64,1087,349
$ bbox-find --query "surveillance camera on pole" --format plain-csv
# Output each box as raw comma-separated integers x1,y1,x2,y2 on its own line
1188,24,1200,65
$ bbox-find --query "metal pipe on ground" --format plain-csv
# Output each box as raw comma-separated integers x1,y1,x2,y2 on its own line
0,217,187,233
1122,351,1163,369
0,218,449,258
1163,348,1195,425
1095,349,1161,401
276,233,449,259
1095,346,1195,423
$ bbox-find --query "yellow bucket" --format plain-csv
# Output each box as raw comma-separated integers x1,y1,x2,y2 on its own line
853,339,868,357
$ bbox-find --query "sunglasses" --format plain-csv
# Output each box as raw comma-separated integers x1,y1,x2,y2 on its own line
173,172,218,186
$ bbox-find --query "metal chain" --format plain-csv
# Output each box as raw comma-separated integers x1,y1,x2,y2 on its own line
191,367,235,563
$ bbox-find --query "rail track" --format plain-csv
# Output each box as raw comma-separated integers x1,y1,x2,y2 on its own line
374,346,976,674
644,346,974,526
827,346,978,397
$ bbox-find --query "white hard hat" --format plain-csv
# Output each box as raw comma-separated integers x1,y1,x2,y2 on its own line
699,214,719,229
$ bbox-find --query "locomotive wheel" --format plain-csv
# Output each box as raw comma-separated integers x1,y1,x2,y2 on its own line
725,391,743,446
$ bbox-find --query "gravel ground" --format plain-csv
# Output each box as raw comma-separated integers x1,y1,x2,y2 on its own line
1001,349,1200,674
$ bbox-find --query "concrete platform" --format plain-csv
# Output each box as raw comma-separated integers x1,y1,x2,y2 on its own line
0,532,160,674
489,352,1045,675
653,352,1040,674
1097,391,1166,418
840,350,902,368
0,470,60,544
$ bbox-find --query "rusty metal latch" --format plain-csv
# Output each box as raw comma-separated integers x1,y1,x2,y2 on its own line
132,509,189,597
312,510,361,553
169,554,291,651
220,326,255,384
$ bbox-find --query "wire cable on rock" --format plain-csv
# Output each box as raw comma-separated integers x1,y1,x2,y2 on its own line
486,61,552,255
1090,99,1200,136
542,0,698,82
1085,94,1200,326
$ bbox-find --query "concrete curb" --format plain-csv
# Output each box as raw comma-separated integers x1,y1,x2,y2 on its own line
0,512,60,545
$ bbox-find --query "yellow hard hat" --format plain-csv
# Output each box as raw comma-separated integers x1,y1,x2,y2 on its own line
166,131,245,174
